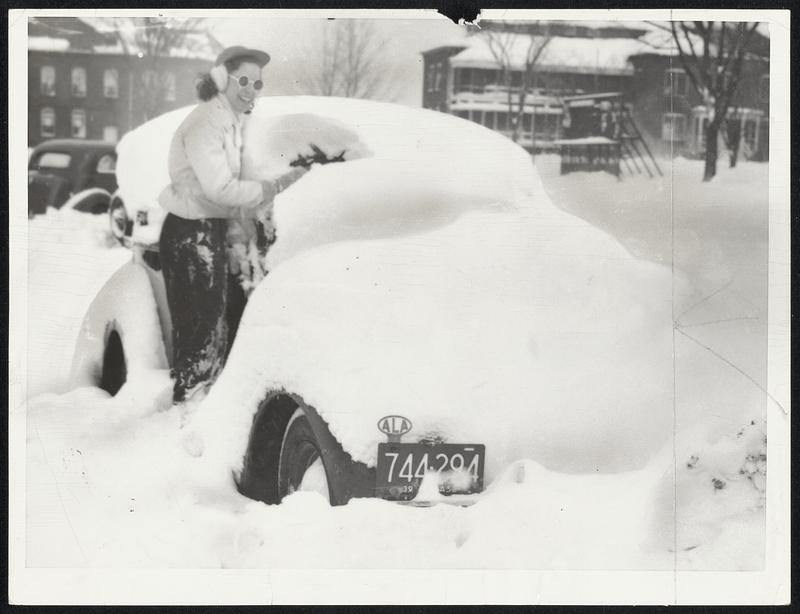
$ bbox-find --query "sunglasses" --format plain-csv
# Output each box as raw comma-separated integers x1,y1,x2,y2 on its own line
229,74,264,91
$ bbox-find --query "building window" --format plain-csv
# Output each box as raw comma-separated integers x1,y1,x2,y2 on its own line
460,68,474,93
662,113,686,141
743,118,758,152
71,109,87,138
40,66,56,96
434,64,443,91
102,126,119,144
426,63,436,92
484,111,497,130
663,68,688,97
164,72,176,101
697,116,710,149
103,69,119,98
71,67,87,97
496,112,509,132
535,113,560,140
759,75,769,103
474,69,493,93
142,69,158,89
522,112,532,134
40,107,56,138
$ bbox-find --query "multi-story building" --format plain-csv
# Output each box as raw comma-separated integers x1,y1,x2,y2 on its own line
28,17,220,147
627,30,769,160
421,21,769,160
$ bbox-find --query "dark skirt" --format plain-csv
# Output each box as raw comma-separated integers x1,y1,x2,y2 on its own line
159,213,239,403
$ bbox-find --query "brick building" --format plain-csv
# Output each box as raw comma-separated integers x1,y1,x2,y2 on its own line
628,46,769,160
421,21,769,160
28,17,220,147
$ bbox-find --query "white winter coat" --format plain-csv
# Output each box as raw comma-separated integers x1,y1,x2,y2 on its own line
158,94,263,220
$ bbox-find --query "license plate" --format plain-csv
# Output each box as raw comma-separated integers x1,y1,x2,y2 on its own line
376,443,485,501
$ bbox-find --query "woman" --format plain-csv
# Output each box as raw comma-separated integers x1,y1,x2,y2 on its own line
158,46,307,404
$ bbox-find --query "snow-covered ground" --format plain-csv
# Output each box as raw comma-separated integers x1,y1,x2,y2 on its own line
18,152,780,582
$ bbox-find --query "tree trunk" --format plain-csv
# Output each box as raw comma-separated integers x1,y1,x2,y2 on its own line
703,119,721,181
727,119,741,168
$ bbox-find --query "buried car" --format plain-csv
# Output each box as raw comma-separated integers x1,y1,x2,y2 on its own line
70,96,678,506
28,139,118,217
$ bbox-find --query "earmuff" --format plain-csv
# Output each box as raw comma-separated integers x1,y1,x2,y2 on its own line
210,64,228,92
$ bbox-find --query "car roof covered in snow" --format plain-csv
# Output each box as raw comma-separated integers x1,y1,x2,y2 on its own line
32,139,117,153
115,95,537,218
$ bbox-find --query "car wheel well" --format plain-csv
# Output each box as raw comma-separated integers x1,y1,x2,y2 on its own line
99,327,127,396
237,392,299,504
238,392,377,506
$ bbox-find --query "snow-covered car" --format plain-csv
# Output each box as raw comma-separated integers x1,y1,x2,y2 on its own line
70,96,677,507
28,139,118,217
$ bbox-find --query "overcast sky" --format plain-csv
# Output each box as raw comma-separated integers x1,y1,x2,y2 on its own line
209,16,468,107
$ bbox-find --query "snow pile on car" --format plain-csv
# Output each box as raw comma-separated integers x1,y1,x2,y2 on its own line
115,96,538,256
172,97,683,485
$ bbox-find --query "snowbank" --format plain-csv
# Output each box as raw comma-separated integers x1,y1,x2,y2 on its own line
22,150,772,572
26,208,130,397
24,383,765,569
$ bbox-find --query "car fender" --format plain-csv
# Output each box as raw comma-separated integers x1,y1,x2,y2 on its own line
69,259,169,390
62,187,112,215
237,391,375,505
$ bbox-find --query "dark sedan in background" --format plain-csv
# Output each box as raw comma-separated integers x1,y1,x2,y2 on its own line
28,139,118,217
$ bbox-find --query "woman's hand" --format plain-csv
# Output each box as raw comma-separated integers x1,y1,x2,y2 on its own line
226,218,257,246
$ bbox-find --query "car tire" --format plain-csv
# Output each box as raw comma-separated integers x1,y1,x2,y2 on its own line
109,193,130,245
238,393,376,506
278,409,332,501
98,327,128,396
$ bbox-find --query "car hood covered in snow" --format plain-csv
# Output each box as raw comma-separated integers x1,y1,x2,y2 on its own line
114,96,677,486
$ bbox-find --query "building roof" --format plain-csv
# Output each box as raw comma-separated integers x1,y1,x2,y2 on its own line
28,16,220,62
449,33,656,76
28,16,116,49
425,21,769,74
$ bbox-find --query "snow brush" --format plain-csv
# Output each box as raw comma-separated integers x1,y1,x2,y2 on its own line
290,143,347,169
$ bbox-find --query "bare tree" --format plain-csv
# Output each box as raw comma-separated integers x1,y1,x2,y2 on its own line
104,17,211,122
305,20,402,101
670,21,760,181
478,21,552,146
723,111,743,169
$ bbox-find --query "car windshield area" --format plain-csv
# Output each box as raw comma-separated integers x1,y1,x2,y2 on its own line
33,151,72,170
96,153,116,174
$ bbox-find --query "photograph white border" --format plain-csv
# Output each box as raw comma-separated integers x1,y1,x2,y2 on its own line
7,7,791,605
